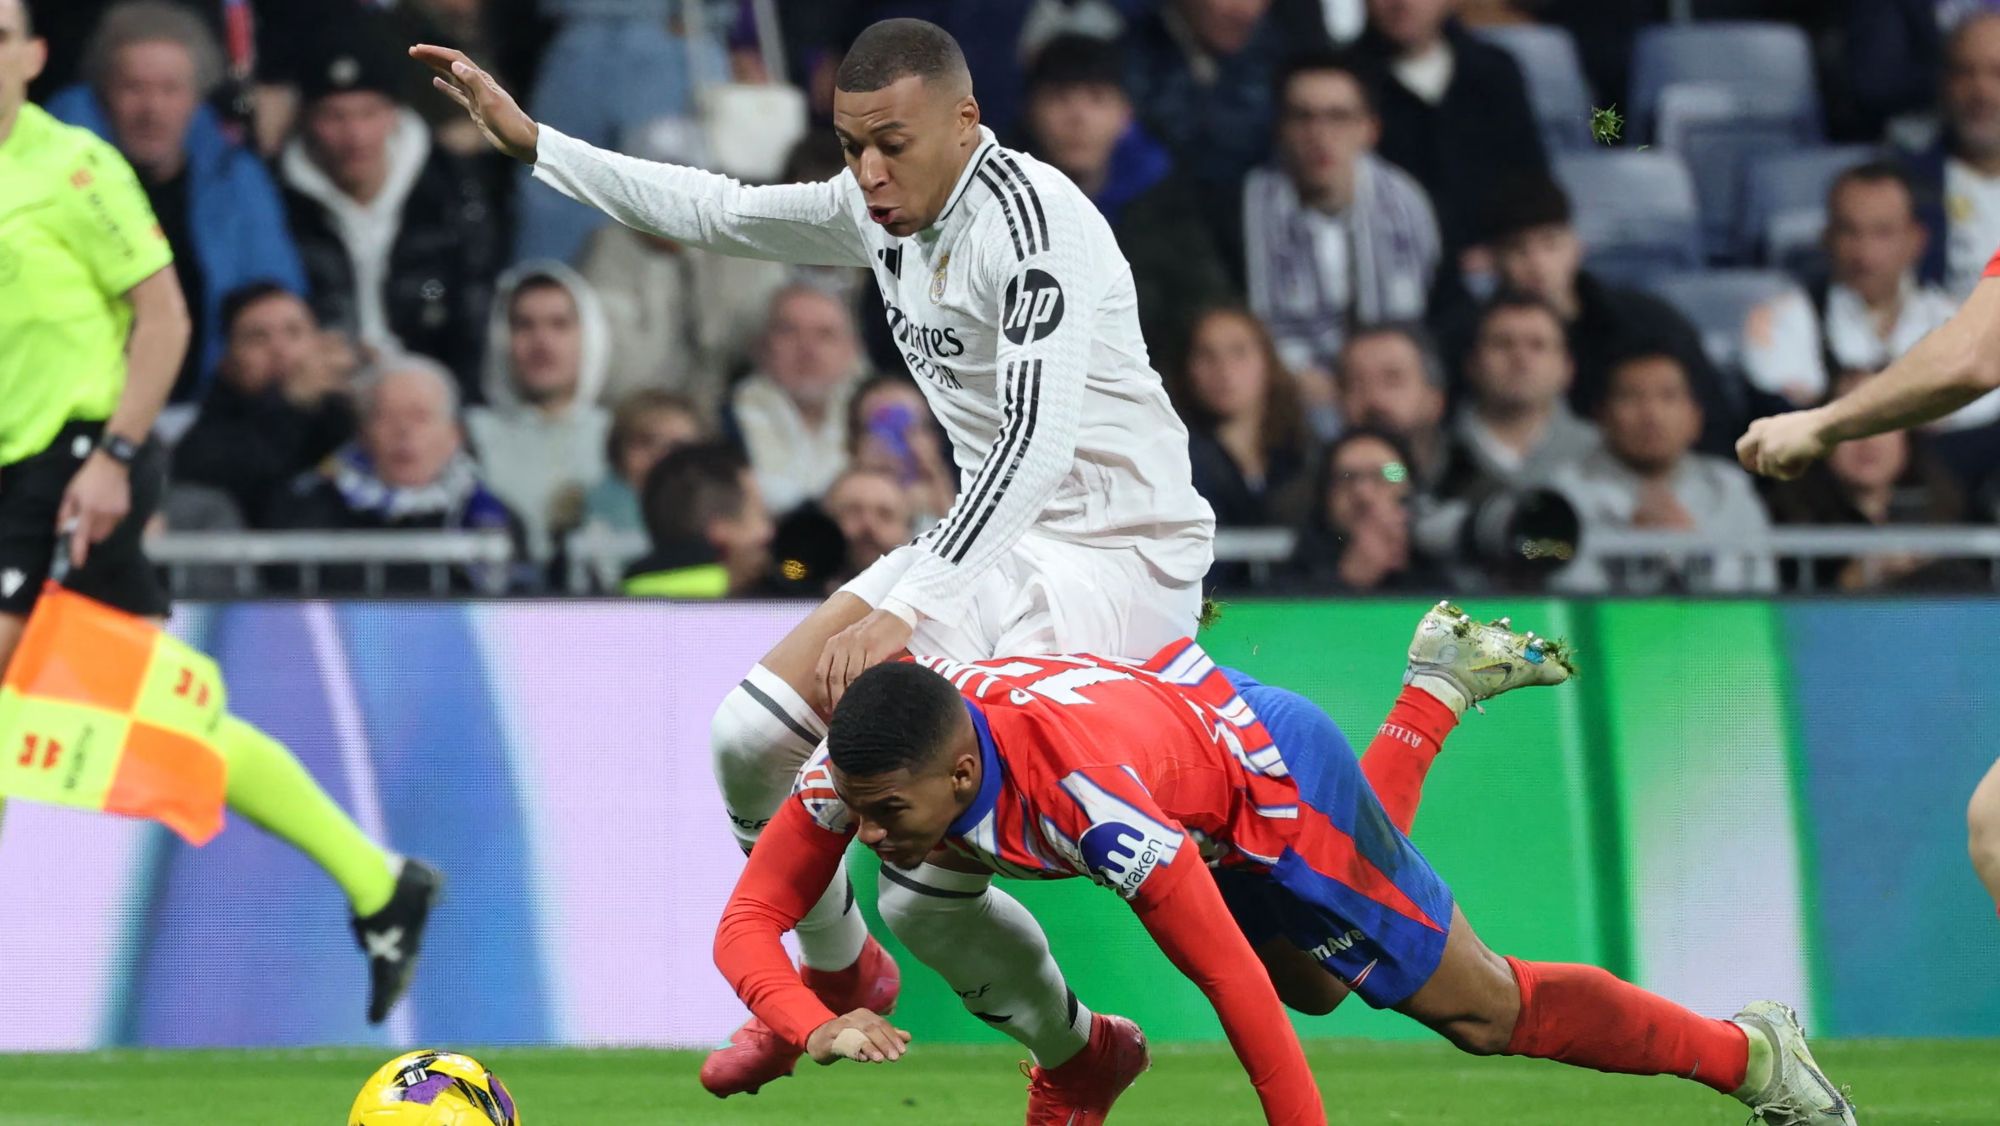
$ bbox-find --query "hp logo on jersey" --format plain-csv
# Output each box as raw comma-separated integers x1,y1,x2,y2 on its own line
1002,268,1066,345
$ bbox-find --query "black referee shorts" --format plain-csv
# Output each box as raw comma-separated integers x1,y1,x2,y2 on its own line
0,421,168,619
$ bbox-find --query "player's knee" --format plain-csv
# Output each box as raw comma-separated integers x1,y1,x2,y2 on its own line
875,873,942,943
876,868,987,948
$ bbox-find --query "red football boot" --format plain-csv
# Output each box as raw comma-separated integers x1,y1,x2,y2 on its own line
1022,1013,1151,1125
699,936,902,1098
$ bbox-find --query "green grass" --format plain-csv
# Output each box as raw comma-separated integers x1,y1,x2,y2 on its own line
1,1040,1995,1124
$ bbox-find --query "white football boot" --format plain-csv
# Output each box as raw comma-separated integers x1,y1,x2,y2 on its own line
1733,1001,1858,1125
1402,601,1575,716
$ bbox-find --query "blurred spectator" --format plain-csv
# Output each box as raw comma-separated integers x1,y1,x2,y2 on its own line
465,263,613,562
1743,163,1996,424
1334,322,1449,489
1240,49,1440,384
845,374,958,527
625,441,774,598
580,389,706,536
280,42,496,397
1911,12,2000,296
1286,427,1443,592
514,0,731,262
1547,353,1776,594
823,466,914,583
1471,174,1743,453
1763,368,1985,591
1440,294,1597,500
575,131,791,417
172,283,358,524
1846,0,1950,138
728,285,869,516
1352,0,1547,266
268,355,525,594
1176,307,1317,529
47,1,306,402
1017,33,1236,376
1124,0,1335,204
1021,34,1169,226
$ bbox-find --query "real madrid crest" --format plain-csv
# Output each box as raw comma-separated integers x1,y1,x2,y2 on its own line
929,252,950,303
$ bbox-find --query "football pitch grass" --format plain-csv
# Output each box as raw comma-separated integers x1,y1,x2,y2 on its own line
1,1040,1994,1124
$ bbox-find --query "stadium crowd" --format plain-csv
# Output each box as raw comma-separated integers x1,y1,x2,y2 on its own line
30,0,2000,597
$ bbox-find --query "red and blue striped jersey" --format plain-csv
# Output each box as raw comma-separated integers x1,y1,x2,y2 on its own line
792,638,1301,904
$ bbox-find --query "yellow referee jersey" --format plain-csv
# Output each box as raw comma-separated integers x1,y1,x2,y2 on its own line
0,103,172,465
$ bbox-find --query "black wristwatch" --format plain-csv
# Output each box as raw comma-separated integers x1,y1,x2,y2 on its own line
96,432,141,468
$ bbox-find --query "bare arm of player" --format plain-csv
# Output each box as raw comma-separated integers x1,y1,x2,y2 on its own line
1737,274,2000,480
58,266,189,568
713,799,913,1060
413,44,867,267
1131,848,1326,1126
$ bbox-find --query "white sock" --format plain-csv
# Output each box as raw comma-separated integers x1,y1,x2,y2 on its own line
878,862,1092,1066
796,857,868,971
711,665,870,972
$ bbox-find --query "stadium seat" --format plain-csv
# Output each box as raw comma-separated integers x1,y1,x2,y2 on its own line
1553,151,1703,286
1629,21,1823,142
1653,83,1823,261
1740,145,1884,269
1645,268,1803,375
1471,23,1595,152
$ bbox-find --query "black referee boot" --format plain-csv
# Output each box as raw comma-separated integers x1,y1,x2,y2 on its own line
351,858,443,1024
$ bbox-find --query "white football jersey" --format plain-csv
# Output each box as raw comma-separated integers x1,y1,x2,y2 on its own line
534,125,1215,621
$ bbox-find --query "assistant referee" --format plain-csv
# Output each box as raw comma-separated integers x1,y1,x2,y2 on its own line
0,0,186,664
0,0,442,1024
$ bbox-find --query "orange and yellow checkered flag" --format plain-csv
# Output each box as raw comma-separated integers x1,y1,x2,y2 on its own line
0,580,227,844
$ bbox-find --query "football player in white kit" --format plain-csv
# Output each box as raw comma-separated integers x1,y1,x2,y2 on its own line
416,20,1214,1119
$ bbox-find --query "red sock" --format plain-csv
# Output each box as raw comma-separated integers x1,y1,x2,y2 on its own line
1503,957,1748,1095
1361,686,1459,834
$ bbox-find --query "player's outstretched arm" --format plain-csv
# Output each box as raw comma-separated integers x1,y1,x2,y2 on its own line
414,44,868,267
1131,849,1326,1126
713,799,862,1050
1738,274,2000,480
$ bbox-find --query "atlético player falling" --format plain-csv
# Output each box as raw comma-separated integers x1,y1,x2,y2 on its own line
716,605,1857,1126
417,19,1226,1118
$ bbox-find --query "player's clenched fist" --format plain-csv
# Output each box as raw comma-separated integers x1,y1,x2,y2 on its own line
807,1009,912,1065
408,44,539,163
1735,408,1831,481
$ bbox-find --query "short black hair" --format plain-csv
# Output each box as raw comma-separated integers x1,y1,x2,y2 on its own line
836,18,970,94
1483,172,1574,245
1829,158,1920,215
1604,350,1689,396
219,280,302,337
827,661,964,778
1026,34,1126,99
1476,291,1567,338
640,441,749,547
1274,49,1379,117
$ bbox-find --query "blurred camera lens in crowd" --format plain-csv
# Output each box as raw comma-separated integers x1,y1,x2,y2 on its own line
1462,488,1580,584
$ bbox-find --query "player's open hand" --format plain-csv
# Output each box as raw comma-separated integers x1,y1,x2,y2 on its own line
806,1009,912,1065
57,452,133,569
817,608,915,711
1736,408,1831,481
409,44,538,163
